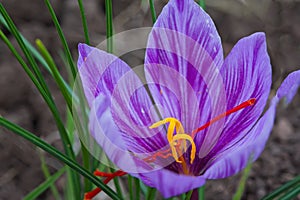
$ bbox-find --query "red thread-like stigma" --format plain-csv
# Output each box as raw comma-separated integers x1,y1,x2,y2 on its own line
84,170,127,200
191,98,256,138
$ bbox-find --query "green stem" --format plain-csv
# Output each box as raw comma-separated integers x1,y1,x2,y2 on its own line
0,117,121,200
134,178,141,200
198,185,205,200
149,0,156,24
146,187,156,200
233,162,252,200
128,175,133,200
185,190,193,200
105,0,113,53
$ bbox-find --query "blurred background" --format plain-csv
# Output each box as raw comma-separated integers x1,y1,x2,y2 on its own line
0,0,299,199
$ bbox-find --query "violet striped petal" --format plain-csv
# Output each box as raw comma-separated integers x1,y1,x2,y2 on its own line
89,94,157,173
207,33,272,157
77,43,130,106
145,0,226,140
137,168,206,198
204,70,300,179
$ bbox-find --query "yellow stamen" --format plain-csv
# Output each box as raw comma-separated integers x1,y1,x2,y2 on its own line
171,134,196,164
149,117,196,167
149,117,185,142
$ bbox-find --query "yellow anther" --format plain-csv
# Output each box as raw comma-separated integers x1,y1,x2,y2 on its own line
149,117,196,168
149,118,175,129
149,118,185,142
170,134,196,164
170,144,182,163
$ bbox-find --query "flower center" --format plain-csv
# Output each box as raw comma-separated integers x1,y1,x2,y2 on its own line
150,118,196,163
149,118,196,174
147,98,256,174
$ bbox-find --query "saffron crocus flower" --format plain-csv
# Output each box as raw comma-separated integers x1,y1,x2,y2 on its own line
78,0,300,198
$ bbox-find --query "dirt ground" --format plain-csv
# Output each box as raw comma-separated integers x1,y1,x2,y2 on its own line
0,0,299,199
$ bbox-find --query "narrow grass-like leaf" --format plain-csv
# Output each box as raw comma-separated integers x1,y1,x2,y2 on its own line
128,175,134,200
103,3,127,197
105,0,114,53
0,11,73,158
39,151,62,200
44,0,77,80
0,12,75,101
261,175,300,200
77,0,90,45
0,117,121,200
113,177,123,199
65,169,77,200
36,39,73,111
81,144,93,192
64,109,76,200
61,49,94,195
0,4,52,98
146,187,156,200
134,178,141,200
233,161,252,200
0,13,48,71
23,167,66,200
279,184,300,200
198,0,206,10
0,29,80,199
149,0,156,24
109,165,124,199
139,181,148,196
71,80,94,194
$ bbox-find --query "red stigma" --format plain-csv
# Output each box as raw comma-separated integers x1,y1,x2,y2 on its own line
84,170,127,200
191,98,256,138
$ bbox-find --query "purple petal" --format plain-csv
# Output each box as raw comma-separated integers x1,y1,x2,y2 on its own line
204,70,300,179
89,94,157,173
145,0,227,136
78,43,93,67
146,0,223,68
89,94,133,171
109,67,175,166
276,70,300,104
137,168,206,198
204,100,276,179
77,43,131,106
206,33,272,157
